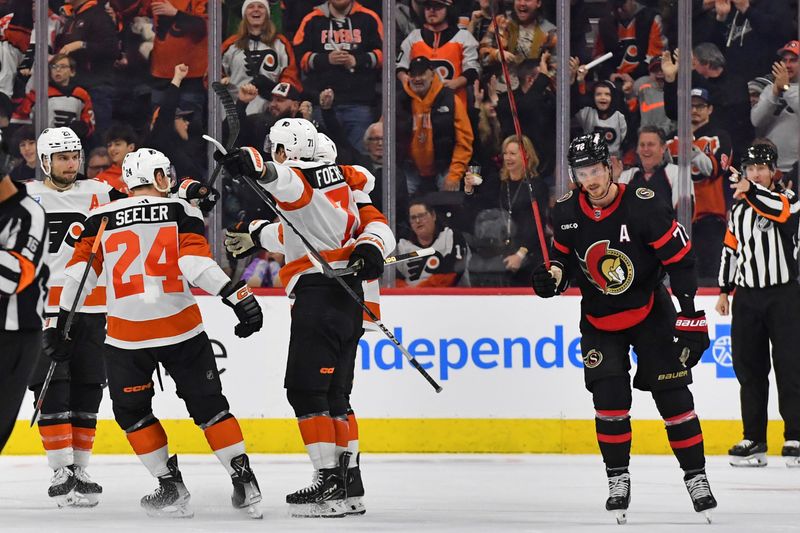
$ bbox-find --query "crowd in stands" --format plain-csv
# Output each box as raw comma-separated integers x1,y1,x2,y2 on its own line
0,0,797,289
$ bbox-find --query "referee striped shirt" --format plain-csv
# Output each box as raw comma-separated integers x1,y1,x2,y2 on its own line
0,181,48,331
719,182,800,291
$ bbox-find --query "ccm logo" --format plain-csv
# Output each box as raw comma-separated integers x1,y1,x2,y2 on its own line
676,319,707,327
123,382,153,393
561,223,578,230
319,367,335,374
236,286,252,300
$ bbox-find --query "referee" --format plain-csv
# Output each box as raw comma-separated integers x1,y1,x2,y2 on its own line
716,143,800,468
0,171,48,453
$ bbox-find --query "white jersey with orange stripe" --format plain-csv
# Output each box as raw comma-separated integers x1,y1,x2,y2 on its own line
26,178,125,316
59,195,231,350
252,220,382,331
259,160,396,294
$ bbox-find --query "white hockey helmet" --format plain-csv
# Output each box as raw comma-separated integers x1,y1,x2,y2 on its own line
37,127,83,176
269,118,317,161
315,132,338,163
122,148,172,192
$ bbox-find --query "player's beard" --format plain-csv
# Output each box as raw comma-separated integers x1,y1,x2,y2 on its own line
48,171,77,191
586,176,614,204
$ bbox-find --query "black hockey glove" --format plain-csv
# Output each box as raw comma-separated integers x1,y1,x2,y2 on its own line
214,147,270,182
347,243,384,280
224,221,261,259
178,179,220,213
220,280,263,338
48,309,78,363
531,263,564,298
673,311,710,368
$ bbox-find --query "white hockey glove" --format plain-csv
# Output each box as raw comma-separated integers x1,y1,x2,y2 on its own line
224,221,260,258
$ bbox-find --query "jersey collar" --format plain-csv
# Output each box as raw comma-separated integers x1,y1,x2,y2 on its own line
579,183,626,222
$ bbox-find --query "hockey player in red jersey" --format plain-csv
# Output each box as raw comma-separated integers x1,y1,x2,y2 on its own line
532,133,716,524
53,148,264,519
27,127,126,507
217,118,395,517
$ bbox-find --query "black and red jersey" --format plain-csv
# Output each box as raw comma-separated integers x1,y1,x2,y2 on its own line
551,184,697,332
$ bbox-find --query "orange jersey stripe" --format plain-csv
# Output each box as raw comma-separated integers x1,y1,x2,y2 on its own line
179,232,213,258
204,417,244,452
357,204,388,229
723,229,738,250
48,286,107,309
278,246,354,288
298,415,336,446
9,251,35,293
342,165,369,191
127,422,168,456
362,300,380,322
275,169,314,211
107,304,202,343
746,193,791,223
72,427,96,451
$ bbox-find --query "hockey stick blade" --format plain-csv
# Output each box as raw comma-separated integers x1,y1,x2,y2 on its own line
32,216,109,427
206,82,241,188
331,247,436,277
235,170,443,393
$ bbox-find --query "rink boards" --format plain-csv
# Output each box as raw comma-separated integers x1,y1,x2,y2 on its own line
8,292,787,454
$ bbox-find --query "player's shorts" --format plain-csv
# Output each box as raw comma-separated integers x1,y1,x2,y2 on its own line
580,284,692,393
284,273,364,394
104,331,229,425
29,313,107,387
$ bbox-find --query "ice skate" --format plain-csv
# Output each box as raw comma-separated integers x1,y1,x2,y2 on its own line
728,439,767,467
70,465,102,507
230,454,262,519
48,466,77,508
286,452,349,518
345,453,366,516
605,470,630,524
782,440,800,467
140,455,193,518
684,470,717,523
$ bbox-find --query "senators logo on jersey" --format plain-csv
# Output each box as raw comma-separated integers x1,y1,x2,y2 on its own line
579,240,635,295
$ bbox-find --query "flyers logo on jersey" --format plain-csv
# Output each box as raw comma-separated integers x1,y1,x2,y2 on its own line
579,240,634,295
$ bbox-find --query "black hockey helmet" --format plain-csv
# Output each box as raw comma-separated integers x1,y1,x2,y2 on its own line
741,143,778,170
567,133,610,178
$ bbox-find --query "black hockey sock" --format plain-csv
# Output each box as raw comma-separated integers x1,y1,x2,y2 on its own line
654,388,705,472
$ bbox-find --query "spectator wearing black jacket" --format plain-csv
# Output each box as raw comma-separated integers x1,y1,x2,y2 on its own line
8,126,37,183
55,0,120,142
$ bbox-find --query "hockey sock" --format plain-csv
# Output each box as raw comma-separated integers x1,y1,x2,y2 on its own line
70,383,102,468
126,419,170,477
654,388,705,471
333,414,350,461
592,377,632,470
202,414,246,477
298,413,337,470
347,410,359,468
36,381,73,470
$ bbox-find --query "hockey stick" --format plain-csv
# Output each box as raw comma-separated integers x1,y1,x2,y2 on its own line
489,0,551,269
204,81,241,189
331,247,436,277
31,216,109,427
204,137,443,393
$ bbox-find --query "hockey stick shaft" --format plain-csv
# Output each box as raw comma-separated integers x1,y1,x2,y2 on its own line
205,82,241,188
490,1,550,269
32,216,108,427
231,169,443,393
331,247,436,277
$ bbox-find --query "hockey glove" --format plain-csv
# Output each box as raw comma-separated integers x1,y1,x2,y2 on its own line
531,263,563,298
220,280,263,338
673,311,710,368
224,221,260,258
214,147,269,182
178,179,220,213
49,309,78,363
347,243,384,280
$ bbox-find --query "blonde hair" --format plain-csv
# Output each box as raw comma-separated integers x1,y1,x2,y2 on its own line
500,135,539,181
234,16,277,50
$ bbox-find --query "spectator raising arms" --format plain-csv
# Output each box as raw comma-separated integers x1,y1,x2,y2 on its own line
396,199,470,287
479,0,556,75
0,0,32,98
222,0,301,116
397,56,474,194
12,54,96,141
397,0,480,107
293,0,383,152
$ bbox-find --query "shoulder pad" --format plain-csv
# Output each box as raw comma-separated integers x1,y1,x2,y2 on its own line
635,188,655,200
556,190,573,203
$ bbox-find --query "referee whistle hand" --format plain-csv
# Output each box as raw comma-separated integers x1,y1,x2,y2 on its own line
715,294,730,316
730,177,751,200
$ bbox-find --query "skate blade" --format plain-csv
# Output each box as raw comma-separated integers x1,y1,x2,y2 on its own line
729,453,767,467
345,496,366,516
52,491,77,508
785,457,800,468
289,500,346,518
610,509,627,525
702,510,713,524
143,503,194,518
242,504,263,519
71,492,100,508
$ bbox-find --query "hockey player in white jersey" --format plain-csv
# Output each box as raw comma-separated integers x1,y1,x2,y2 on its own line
52,148,264,519
27,127,126,507
217,119,395,517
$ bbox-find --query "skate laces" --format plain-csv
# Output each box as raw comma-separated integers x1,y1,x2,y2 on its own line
297,471,323,495
72,466,92,483
51,466,73,485
685,473,711,500
784,440,800,448
734,439,754,449
608,473,630,498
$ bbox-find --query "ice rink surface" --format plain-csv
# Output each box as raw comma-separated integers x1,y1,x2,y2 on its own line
1,454,798,532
